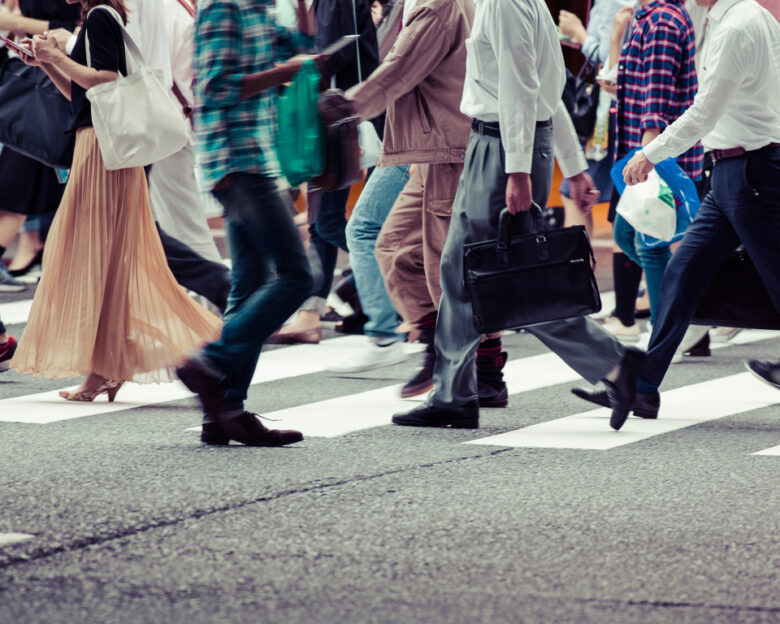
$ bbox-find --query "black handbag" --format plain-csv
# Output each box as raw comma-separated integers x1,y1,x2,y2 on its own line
463,206,602,333
0,56,75,169
693,249,780,330
312,89,362,192
562,48,600,145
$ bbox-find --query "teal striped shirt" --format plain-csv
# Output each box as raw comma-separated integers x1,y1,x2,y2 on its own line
194,0,309,190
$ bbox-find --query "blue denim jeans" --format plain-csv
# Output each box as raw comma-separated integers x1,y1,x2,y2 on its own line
346,165,410,340
613,214,671,326
305,187,350,312
204,173,313,415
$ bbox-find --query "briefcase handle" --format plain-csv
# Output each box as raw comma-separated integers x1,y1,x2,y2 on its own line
496,204,548,267
495,205,597,270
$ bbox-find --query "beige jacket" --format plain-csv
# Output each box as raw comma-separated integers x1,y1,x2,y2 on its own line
346,0,474,167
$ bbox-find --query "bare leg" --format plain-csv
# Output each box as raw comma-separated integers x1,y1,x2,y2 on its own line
562,195,594,238
7,230,43,271
0,211,26,249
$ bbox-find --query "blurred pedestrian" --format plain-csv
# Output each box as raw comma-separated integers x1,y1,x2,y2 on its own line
11,0,221,400
176,0,318,446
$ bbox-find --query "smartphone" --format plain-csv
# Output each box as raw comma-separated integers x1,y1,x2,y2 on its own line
0,35,34,58
319,34,359,57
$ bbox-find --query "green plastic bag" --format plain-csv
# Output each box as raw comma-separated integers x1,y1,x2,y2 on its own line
275,59,324,187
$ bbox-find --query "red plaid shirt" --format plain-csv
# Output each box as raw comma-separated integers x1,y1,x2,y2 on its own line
616,0,703,179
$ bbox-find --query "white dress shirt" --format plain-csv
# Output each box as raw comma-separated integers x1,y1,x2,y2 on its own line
644,0,780,164
162,0,195,107
460,0,587,176
124,0,173,88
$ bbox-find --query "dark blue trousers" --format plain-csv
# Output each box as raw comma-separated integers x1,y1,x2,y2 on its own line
640,147,780,391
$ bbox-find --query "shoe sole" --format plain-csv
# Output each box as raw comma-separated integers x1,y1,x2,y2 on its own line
0,362,10,372
745,362,780,391
0,285,26,293
329,355,407,375
392,417,478,429
479,397,508,408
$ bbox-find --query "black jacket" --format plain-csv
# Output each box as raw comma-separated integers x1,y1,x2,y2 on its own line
313,0,380,91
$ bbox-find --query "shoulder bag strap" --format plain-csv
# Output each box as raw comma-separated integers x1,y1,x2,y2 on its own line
350,0,362,83
85,5,148,74
175,0,196,19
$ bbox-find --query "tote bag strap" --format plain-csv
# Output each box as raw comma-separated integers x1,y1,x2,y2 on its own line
84,5,148,75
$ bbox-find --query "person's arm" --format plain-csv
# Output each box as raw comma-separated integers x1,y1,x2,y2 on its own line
624,29,747,184
31,34,117,92
0,12,48,37
552,102,599,213
637,22,685,139
552,102,588,178
345,7,453,121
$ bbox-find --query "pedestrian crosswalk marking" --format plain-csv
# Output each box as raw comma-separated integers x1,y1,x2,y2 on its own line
465,373,779,450
0,336,419,424
753,445,780,456
0,533,34,548
188,351,585,438
0,298,33,325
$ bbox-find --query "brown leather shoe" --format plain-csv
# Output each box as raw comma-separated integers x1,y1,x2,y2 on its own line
219,411,303,446
266,326,322,345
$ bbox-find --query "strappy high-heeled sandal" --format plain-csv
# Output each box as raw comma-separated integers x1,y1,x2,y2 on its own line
59,381,124,402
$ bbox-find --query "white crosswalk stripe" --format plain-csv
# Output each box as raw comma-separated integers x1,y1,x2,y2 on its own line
752,445,780,456
0,533,34,548
1,288,778,454
0,335,422,424
465,373,779,450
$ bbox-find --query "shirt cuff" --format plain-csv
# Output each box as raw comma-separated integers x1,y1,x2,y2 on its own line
557,151,588,179
504,151,533,175
642,140,669,165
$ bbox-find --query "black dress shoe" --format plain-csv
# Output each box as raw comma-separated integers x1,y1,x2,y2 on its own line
604,347,645,431
570,387,660,419
177,357,223,416
219,411,303,446
201,421,230,445
392,401,479,429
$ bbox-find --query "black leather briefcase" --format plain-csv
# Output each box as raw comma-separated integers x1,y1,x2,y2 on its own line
463,206,602,334
692,249,780,329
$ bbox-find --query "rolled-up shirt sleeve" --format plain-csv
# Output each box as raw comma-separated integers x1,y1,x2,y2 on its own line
490,2,539,174
639,23,684,133
195,1,244,108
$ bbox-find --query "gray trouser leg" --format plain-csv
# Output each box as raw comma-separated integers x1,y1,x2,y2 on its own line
432,124,623,407
526,317,623,384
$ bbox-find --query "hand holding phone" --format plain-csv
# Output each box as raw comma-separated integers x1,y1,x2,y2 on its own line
0,34,34,58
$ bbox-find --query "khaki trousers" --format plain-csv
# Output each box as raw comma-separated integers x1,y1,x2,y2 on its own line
375,162,463,325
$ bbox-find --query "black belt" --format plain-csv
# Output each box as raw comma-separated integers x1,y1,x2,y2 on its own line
709,142,780,164
471,118,552,138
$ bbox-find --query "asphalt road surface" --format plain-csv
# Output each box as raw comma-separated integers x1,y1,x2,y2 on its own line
1,274,778,623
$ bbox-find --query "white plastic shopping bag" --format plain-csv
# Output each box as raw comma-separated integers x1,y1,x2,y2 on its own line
616,169,677,241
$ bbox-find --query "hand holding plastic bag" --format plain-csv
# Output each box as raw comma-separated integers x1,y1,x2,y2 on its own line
615,169,677,241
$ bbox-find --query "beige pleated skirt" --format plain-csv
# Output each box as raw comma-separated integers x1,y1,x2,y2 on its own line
11,128,222,382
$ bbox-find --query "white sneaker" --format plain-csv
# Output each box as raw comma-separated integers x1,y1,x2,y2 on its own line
672,325,710,364
711,326,743,343
600,317,640,342
328,340,407,374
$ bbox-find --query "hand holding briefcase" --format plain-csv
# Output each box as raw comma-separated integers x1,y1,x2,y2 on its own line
464,206,602,334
